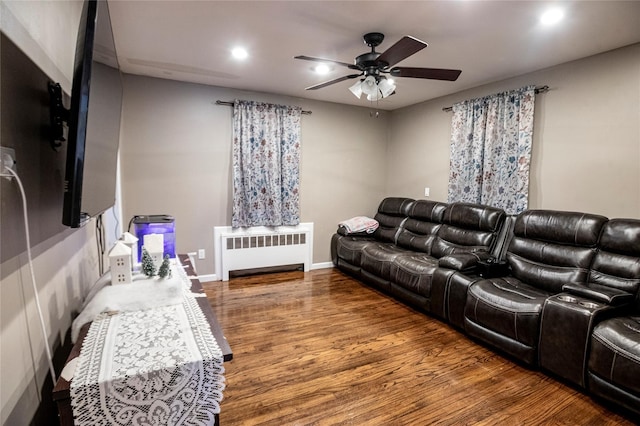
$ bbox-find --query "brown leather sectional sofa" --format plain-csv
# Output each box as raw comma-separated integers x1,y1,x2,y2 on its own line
330,197,640,418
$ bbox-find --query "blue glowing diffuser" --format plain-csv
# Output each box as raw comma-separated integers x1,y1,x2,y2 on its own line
133,215,175,261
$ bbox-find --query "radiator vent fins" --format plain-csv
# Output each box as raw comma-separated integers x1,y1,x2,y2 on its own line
226,233,307,250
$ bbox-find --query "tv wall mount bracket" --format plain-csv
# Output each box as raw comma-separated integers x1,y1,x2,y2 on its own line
48,82,69,151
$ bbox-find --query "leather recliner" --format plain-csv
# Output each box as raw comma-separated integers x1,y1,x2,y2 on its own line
537,218,640,391
359,199,446,292
464,210,608,365
381,200,448,310
388,202,505,318
586,218,640,416
331,197,414,280
445,215,517,329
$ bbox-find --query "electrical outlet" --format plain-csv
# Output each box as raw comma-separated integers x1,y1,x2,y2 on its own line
0,146,17,179
198,249,205,259
424,187,430,197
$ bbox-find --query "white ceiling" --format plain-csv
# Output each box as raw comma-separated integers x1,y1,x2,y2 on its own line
107,1,640,111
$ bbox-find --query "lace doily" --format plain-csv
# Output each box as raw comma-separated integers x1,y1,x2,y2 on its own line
70,262,225,425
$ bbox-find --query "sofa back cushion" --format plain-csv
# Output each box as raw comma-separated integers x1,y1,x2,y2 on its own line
590,218,640,298
507,210,607,293
431,203,506,258
396,200,447,254
373,197,414,243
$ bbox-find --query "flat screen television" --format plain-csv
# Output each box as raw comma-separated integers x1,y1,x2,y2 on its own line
62,0,122,227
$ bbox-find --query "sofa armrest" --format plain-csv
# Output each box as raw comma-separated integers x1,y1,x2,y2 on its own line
336,227,376,237
561,282,634,306
438,252,490,272
477,258,510,278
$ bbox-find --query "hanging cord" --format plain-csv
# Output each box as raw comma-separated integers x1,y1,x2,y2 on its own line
112,207,120,241
95,214,105,275
2,167,57,388
127,215,143,233
369,89,381,118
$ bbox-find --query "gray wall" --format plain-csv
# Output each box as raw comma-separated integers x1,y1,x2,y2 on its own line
387,43,640,219
119,75,390,276
1,1,101,424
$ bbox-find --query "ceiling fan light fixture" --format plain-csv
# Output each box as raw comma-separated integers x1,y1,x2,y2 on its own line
366,92,383,102
349,80,363,98
361,75,378,96
378,78,396,98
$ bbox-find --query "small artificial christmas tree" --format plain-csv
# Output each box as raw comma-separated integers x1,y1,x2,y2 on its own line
158,255,172,279
141,247,157,277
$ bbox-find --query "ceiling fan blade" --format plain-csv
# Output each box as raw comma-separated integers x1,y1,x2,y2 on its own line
294,55,359,70
305,74,362,90
376,36,427,68
390,67,462,81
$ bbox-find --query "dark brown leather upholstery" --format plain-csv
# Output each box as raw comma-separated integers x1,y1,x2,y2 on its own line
361,243,412,282
432,203,505,259
332,197,414,280
332,199,505,316
588,218,640,296
371,197,415,243
395,200,447,253
358,197,416,288
332,234,373,266
383,200,447,310
389,202,505,318
464,210,608,365
585,218,640,415
588,316,640,415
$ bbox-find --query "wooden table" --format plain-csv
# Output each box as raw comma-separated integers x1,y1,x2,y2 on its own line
52,254,232,425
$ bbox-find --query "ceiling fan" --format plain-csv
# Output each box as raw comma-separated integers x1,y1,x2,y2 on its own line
295,32,461,101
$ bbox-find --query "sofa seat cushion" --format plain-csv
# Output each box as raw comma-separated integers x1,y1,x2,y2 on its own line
389,254,439,298
589,316,640,396
335,236,375,266
465,277,551,349
361,243,411,280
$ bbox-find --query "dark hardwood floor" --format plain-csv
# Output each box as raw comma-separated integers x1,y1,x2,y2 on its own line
203,268,635,425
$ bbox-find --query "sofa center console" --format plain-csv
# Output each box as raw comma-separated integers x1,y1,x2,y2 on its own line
539,293,617,388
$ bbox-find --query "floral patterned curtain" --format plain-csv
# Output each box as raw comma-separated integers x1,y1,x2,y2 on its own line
448,86,536,215
232,100,302,227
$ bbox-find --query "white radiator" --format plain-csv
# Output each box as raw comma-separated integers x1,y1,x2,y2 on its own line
213,223,313,281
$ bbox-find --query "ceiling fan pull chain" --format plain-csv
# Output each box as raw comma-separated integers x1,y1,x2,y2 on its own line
369,99,380,118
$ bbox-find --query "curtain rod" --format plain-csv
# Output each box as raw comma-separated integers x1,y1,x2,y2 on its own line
441,85,549,112
216,100,312,115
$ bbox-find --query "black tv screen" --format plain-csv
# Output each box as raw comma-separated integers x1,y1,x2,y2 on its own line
63,0,122,228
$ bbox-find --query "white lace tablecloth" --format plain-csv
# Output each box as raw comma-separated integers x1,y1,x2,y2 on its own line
70,263,225,425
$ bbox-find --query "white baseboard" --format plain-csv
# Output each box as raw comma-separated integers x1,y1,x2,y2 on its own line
311,262,333,270
198,274,217,282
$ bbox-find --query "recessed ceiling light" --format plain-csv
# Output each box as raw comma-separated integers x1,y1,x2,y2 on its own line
314,64,330,75
540,8,564,25
231,47,248,60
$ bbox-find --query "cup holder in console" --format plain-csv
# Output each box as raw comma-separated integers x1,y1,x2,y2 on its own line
556,295,600,309
578,301,600,309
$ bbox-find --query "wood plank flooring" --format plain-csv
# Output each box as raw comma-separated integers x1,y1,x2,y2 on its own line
203,268,636,425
